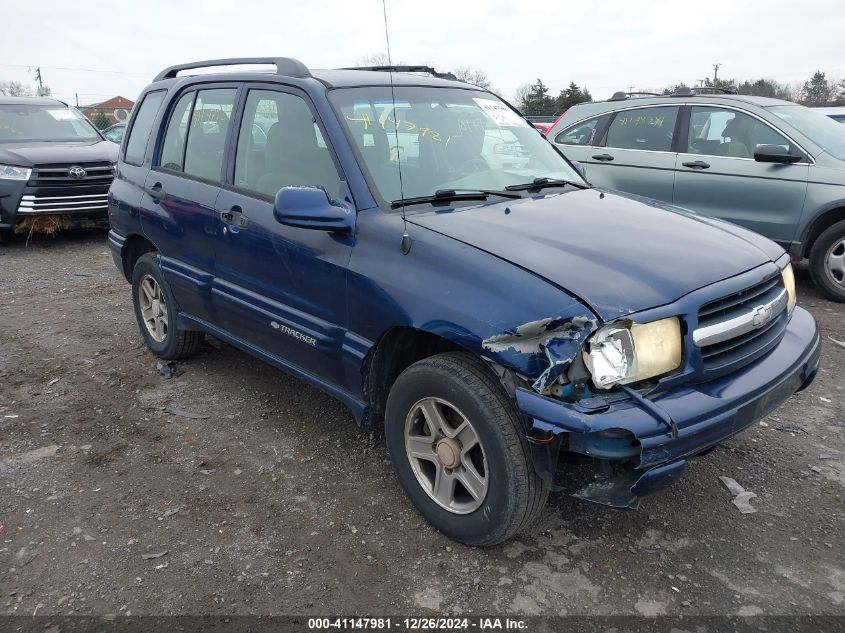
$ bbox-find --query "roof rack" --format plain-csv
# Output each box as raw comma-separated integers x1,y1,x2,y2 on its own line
608,91,661,101
671,86,737,97
342,65,458,81
153,57,311,82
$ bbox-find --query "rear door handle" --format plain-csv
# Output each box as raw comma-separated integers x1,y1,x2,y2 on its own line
592,153,614,162
682,160,711,169
146,182,165,201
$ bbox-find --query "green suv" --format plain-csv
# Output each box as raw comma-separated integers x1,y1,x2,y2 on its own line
548,89,845,301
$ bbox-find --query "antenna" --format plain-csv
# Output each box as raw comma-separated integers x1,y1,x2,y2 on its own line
381,0,411,255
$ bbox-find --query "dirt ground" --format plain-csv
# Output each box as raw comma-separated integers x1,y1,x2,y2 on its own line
0,229,843,618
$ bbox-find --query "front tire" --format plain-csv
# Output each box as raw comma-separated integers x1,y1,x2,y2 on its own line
809,219,845,302
385,352,548,546
131,253,204,359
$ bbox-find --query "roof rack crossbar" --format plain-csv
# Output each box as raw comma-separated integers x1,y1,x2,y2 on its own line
342,65,458,81
153,57,311,82
608,90,662,101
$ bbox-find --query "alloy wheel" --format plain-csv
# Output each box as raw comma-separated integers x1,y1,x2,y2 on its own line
404,397,489,514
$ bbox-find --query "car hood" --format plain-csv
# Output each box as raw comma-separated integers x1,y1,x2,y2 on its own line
0,140,118,166
407,189,784,322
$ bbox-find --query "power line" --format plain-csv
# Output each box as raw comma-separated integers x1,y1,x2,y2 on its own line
0,63,146,77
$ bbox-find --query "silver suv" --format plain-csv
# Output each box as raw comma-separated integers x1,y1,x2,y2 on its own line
548,89,845,301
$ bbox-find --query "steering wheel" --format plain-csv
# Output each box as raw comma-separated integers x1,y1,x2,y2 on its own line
458,157,490,177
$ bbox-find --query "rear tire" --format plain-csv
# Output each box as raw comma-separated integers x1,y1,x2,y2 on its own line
384,352,548,546
131,253,204,359
809,219,845,302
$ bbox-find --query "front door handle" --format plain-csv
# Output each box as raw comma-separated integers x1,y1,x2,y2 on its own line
221,205,249,229
682,160,711,169
592,153,614,162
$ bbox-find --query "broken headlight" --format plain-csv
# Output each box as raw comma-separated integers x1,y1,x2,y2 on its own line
583,317,682,389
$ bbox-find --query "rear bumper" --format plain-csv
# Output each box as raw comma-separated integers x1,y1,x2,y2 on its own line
517,306,820,507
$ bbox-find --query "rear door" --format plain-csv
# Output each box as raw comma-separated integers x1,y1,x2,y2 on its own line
673,105,809,245
212,85,354,384
140,85,239,323
110,89,166,238
551,112,611,177
557,106,680,201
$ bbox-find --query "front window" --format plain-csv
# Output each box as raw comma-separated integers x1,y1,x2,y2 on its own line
687,106,792,158
769,104,845,161
329,86,583,204
0,104,101,143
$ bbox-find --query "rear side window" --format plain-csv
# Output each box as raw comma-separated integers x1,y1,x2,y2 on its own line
555,114,609,146
124,90,165,165
184,89,236,182
605,106,679,152
157,88,236,182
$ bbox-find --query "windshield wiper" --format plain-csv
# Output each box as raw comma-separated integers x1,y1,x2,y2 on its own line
390,188,520,209
505,177,590,192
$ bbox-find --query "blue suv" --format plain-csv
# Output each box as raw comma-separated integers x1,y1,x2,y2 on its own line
108,58,820,545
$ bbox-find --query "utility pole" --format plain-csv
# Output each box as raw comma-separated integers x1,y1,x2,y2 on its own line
712,63,721,86
627,85,635,94
33,67,44,96
75,93,79,107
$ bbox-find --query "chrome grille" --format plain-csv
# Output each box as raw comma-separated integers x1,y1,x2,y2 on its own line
17,192,109,215
695,273,789,373
28,162,113,187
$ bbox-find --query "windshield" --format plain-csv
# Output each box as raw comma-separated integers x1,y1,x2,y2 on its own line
0,104,101,143
329,86,584,204
769,104,845,161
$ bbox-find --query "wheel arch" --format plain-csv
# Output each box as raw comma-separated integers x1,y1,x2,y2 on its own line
120,233,158,281
361,326,496,429
802,205,845,258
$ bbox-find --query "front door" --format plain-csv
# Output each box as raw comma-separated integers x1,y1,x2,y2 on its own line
212,86,354,384
673,105,809,246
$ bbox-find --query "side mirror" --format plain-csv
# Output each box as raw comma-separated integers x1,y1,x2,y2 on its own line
754,144,803,164
273,186,355,234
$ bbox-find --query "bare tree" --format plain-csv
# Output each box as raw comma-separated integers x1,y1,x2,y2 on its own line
0,80,34,97
453,67,495,91
514,83,532,111
357,52,395,67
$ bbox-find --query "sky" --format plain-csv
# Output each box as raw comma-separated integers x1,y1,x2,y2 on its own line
2,0,844,107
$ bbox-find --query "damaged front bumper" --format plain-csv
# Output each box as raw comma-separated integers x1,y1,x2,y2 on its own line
517,306,821,509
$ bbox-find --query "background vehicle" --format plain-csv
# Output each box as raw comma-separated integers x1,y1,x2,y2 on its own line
103,122,127,144
108,59,818,545
549,89,845,301
813,106,845,124
0,96,118,235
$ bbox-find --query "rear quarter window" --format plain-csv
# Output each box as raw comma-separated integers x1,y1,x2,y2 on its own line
123,90,166,166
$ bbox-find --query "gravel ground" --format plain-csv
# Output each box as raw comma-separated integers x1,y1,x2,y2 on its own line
0,229,843,617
